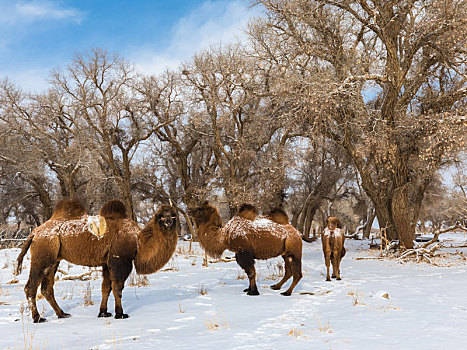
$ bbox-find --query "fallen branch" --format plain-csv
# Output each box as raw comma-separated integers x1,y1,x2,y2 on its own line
208,258,235,263
61,271,93,281
420,223,467,249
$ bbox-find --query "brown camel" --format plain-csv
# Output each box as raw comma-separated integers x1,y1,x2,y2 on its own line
322,217,346,281
189,201,302,296
15,198,178,323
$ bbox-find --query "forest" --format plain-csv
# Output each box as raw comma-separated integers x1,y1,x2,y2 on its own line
1,0,466,250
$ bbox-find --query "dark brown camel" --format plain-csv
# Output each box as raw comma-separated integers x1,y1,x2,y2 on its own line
322,216,346,281
15,198,178,322
189,201,302,296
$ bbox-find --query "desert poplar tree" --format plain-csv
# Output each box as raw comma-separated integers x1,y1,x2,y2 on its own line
252,0,467,248
50,49,179,219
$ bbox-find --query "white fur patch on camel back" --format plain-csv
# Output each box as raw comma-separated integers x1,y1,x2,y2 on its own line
86,216,107,238
224,216,290,239
323,227,343,237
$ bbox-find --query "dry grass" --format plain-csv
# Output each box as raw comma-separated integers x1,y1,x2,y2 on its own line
205,312,228,330
288,328,305,338
83,282,94,306
127,272,150,287
316,319,333,333
197,283,208,295
20,302,40,350
348,289,365,306
178,304,185,313
61,285,74,300
261,261,284,280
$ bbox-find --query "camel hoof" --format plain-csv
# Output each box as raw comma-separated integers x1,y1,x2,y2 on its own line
98,311,112,318
336,277,342,281
326,278,331,281
247,289,260,296
281,291,291,296
270,284,281,290
243,288,250,293
33,317,47,323
115,313,129,319
58,312,71,319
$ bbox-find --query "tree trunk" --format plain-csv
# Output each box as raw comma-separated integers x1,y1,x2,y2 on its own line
362,208,376,239
391,187,415,249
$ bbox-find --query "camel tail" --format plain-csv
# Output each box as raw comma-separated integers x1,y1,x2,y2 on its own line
14,234,33,276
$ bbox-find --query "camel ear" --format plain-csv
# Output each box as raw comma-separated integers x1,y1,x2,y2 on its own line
202,200,210,206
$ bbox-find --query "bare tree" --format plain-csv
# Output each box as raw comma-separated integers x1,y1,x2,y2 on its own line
50,49,179,218
252,0,467,248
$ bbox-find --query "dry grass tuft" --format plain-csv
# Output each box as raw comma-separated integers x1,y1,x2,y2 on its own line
83,282,94,306
316,319,333,333
127,272,150,287
262,261,284,280
348,289,365,306
197,283,208,295
20,302,40,350
205,313,228,330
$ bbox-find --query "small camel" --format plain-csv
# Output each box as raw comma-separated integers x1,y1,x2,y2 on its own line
322,216,346,281
189,201,302,296
15,198,178,322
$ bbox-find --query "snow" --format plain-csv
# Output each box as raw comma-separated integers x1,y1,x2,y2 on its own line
1,234,467,349
323,227,344,237
224,216,289,239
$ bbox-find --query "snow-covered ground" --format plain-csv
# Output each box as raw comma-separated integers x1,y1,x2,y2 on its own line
1,234,467,350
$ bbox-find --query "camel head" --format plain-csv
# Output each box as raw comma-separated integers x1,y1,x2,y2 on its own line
155,204,177,231
327,217,341,230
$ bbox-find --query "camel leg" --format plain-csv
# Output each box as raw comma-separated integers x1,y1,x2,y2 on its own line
98,265,112,318
108,257,133,319
40,262,70,319
335,255,342,280
111,280,128,319
324,252,331,281
271,255,292,290
331,252,340,279
282,256,302,296
25,267,47,323
235,251,259,296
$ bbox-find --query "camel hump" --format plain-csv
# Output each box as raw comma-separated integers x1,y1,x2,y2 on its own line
99,199,128,219
237,203,259,221
267,207,289,225
50,197,87,220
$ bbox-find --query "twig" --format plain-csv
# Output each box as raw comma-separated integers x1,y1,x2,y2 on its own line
61,271,93,281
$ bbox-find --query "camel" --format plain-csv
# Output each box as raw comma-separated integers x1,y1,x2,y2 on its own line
322,216,346,281
189,201,302,296
15,198,178,323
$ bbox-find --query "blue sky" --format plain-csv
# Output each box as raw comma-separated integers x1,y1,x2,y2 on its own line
0,0,256,91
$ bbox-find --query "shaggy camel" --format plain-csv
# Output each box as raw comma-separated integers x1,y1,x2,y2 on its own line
189,201,302,296
15,198,178,323
322,217,346,281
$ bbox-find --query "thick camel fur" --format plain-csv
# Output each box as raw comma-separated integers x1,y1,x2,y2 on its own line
266,207,290,225
189,201,302,296
322,216,346,281
237,204,259,221
15,198,178,323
